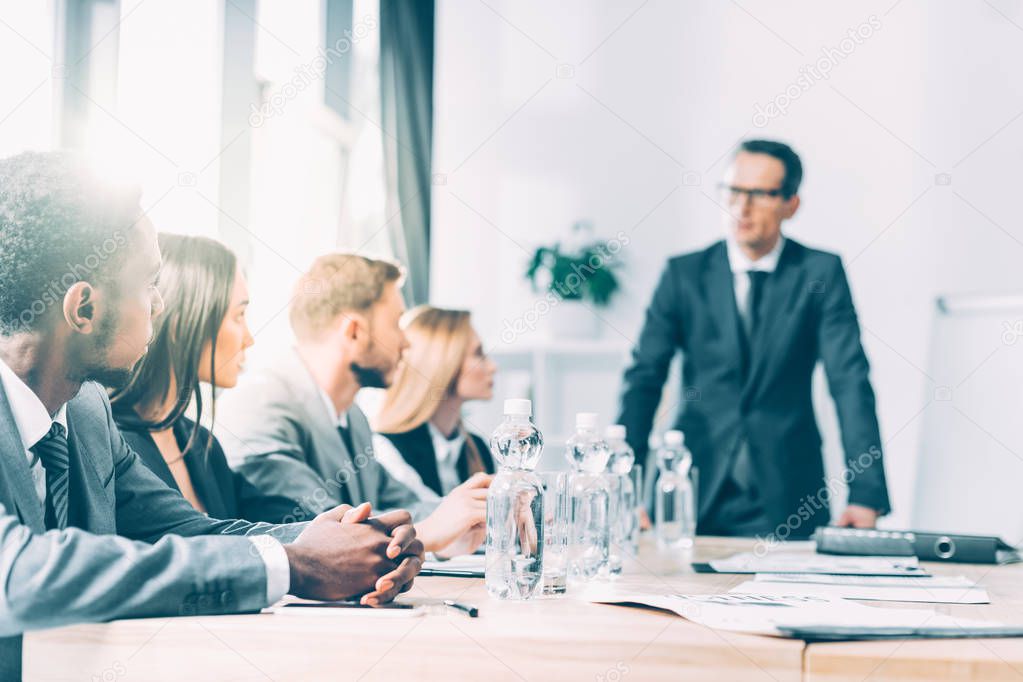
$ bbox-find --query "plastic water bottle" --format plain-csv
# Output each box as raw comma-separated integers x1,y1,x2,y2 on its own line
655,430,696,549
604,424,637,575
565,412,612,581
485,399,545,600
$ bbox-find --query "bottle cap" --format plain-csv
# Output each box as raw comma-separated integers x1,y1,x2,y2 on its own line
605,424,626,440
576,412,598,429
664,430,684,446
504,398,532,416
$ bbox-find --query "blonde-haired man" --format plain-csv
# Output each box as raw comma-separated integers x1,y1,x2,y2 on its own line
217,254,489,556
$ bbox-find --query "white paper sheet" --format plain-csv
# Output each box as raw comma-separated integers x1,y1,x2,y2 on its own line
753,573,976,588
731,579,990,604
707,552,924,576
422,553,487,573
586,589,999,637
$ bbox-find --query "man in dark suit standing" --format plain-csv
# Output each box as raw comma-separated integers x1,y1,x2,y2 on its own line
618,139,890,539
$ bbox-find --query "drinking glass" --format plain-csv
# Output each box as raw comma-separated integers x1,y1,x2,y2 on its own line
538,471,570,596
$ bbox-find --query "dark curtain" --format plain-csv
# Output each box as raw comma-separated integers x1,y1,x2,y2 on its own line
379,0,434,305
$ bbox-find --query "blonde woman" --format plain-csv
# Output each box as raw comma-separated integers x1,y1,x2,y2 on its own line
373,306,497,502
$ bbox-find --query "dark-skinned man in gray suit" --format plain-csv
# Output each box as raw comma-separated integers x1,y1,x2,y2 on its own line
618,139,890,540
0,152,424,678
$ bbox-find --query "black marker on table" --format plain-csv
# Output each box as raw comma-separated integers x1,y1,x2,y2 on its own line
443,600,479,618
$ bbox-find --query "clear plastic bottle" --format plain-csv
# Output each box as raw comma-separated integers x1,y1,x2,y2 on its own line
565,412,612,581
654,429,696,549
485,399,546,600
604,424,637,575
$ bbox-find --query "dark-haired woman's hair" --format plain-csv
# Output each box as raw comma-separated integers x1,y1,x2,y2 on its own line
109,233,236,453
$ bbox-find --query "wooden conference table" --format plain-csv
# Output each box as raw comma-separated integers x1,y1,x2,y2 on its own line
24,536,1023,681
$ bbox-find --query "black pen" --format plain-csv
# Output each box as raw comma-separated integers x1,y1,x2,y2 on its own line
420,568,483,578
443,600,479,617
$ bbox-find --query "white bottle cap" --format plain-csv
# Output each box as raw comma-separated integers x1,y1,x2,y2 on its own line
605,424,626,440
576,412,598,429
504,398,532,416
664,430,684,446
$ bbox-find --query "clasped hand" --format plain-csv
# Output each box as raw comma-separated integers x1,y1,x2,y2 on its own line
285,502,424,606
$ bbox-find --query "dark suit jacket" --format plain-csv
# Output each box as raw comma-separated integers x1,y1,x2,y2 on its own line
377,423,495,497
617,239,890,538
117,414,298,523
0,383,303,678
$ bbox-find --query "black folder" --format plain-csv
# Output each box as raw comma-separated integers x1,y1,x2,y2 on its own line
813,526,1021,565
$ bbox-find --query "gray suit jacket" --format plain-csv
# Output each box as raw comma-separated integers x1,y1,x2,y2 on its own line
0,382,304,679
216,348,437,522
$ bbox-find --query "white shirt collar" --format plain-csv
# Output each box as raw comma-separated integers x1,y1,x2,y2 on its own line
427,421,465,462
0,356,69,450
319,388,349,429
726,235,786,274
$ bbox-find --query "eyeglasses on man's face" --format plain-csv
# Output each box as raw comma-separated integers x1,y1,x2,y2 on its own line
717,182,788,207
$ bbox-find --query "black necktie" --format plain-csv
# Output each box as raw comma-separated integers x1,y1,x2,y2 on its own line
738,271,769,380
335,425,356,506
32,422,70,530
746,270,769,338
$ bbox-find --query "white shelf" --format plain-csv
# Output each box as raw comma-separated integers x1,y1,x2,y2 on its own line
468,337,633,450
491,338,631,356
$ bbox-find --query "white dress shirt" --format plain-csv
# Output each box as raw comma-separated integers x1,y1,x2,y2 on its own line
320,388,350,430
0,358,290,603
725,234,786,326
431,423,466,495
0,358,67,505
372,422,466,503
721,235,786,506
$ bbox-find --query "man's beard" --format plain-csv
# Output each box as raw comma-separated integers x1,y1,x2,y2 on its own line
350,361,389,389
70,308,137,389
83,365,134,390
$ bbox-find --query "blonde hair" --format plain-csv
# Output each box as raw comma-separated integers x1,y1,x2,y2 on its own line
290,253,403,341
375,306,486,473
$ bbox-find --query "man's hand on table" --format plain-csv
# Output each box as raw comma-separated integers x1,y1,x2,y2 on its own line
283,503,424,606
834,504,879,528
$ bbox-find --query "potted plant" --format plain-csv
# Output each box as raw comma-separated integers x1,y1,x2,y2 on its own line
525,221,623,338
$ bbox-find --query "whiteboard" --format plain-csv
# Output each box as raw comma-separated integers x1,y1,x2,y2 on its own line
911,293,1023,544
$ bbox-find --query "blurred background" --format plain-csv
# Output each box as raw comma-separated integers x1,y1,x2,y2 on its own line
2,0,1023,533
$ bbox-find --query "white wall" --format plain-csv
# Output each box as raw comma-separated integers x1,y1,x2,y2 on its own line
431,0,1023,527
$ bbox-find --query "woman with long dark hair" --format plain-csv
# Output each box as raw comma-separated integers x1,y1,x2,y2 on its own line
109,233,293,521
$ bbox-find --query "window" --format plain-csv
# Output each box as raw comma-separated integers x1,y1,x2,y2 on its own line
0,0,56,157
15,0,393,350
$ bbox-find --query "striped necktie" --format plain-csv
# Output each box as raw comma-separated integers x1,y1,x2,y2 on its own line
31,422,70,530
